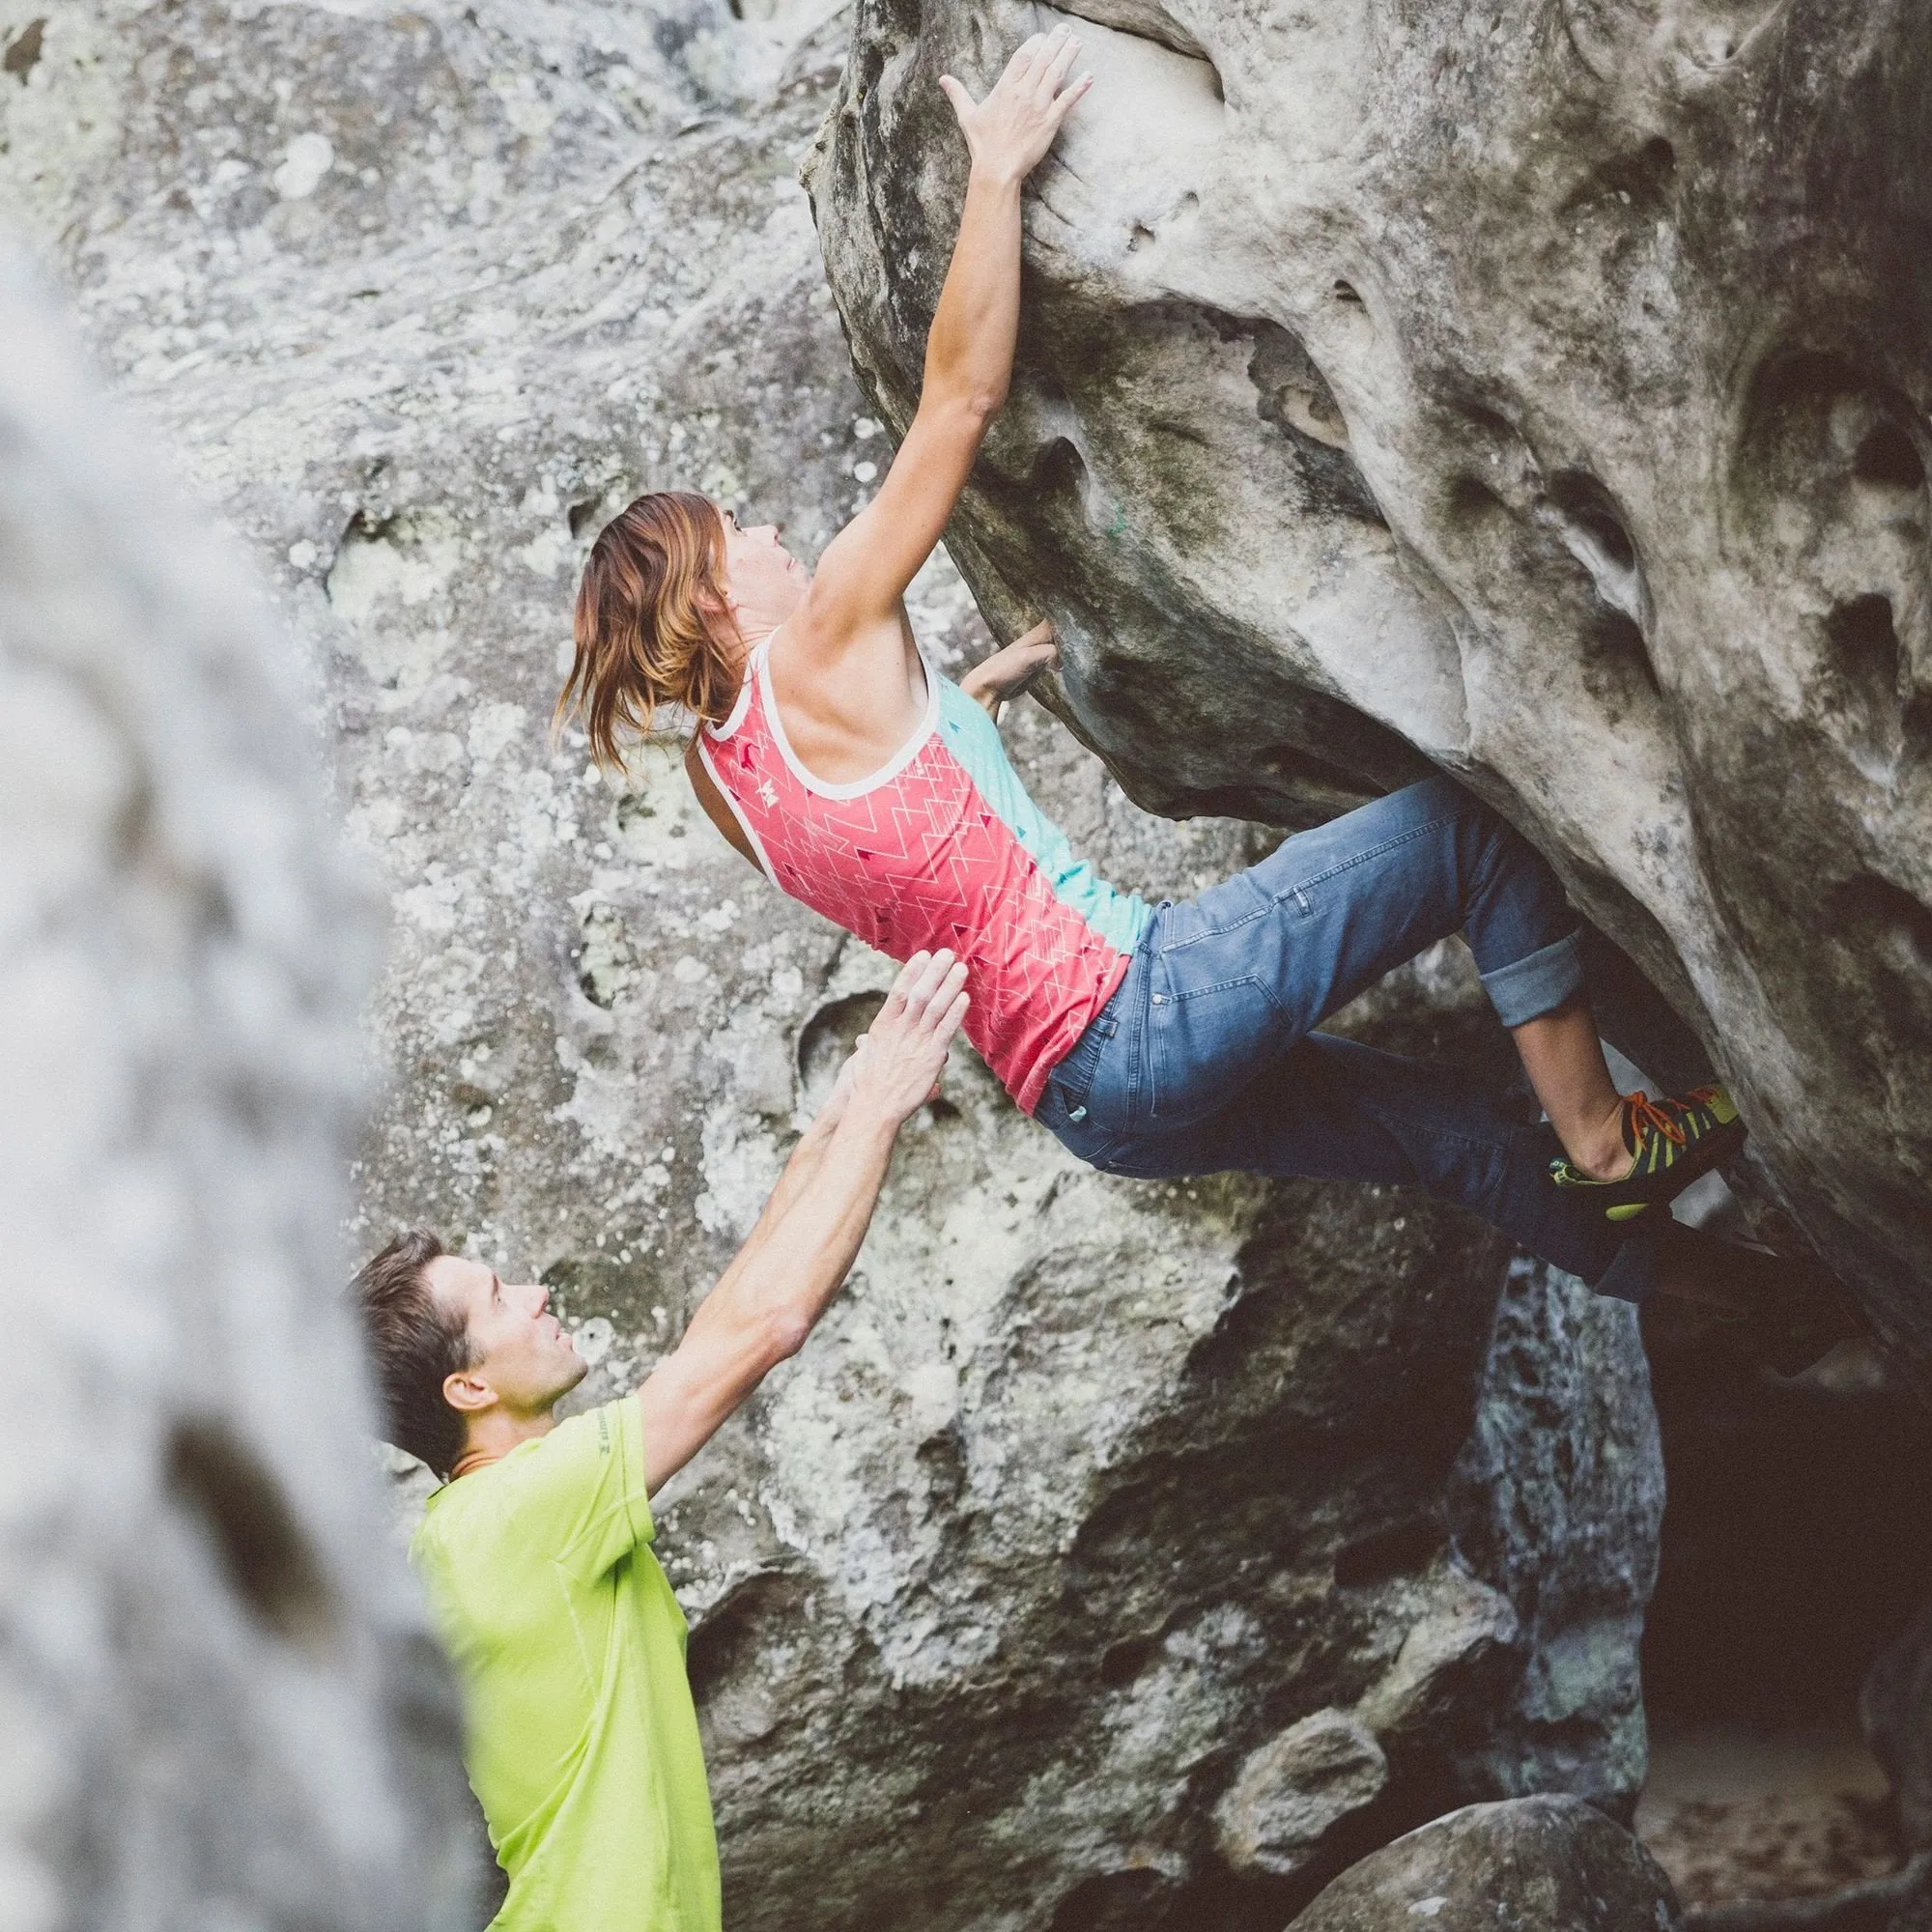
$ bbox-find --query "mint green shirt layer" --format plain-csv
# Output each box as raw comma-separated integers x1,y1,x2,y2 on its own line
412,1401,721,1931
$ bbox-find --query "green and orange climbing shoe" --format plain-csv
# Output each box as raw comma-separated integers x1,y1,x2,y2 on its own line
1548,1086,1747,1223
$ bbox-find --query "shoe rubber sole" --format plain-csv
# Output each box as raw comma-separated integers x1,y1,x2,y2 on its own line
1575,1113,1747,1222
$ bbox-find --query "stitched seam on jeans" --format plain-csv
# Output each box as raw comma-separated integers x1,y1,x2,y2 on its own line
1163,810,1463,953
1287,813,1455,898
1172,975,1289,1011
1158,899,1275,952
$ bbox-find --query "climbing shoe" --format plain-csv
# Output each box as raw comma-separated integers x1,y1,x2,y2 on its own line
1548,1085,1747,1222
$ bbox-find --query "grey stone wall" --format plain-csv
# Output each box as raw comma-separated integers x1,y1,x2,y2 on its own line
1,3,1666,1924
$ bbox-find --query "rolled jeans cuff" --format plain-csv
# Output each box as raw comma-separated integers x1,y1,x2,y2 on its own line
1591,1224,1662,1304
1479,928,1585,1029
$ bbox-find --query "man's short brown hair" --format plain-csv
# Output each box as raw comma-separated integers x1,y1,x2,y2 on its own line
353,1231,474,1479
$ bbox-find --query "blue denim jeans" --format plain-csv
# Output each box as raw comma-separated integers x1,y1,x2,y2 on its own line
1037,776,1658,1299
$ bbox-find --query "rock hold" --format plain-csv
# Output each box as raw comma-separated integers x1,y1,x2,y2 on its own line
1215,1709,1390,1878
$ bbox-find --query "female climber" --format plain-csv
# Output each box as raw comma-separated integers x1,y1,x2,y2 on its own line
560,27,1773,1313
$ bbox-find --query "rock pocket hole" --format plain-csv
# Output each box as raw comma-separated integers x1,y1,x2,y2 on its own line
1821,593,1924,770
1548,470,1649,625
1032,436,1091,517
1827,594,1904,702
1098,1631,1163,1688
567,497,603,539
797,989,886,1110
1833,873,1932,980
1247,322,1383,525
1549,471,1637,575
166,1418,340,1657
1854,421,1926,492
1591,610,1662,698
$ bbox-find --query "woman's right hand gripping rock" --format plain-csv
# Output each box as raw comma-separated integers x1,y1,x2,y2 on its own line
939,24,1093,185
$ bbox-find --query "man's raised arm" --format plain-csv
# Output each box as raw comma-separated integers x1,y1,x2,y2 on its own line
634,950,970,1494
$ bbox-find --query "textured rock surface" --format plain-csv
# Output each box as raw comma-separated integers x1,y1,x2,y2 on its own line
1449,1258,1663,1811
2,2,1664,1924
810,0,1932,1371
1290,1794,1682,1932
0,242,474,1929
1215,1709,1391,1878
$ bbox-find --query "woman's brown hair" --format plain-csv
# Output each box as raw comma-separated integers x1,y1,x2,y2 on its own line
557,491,742,767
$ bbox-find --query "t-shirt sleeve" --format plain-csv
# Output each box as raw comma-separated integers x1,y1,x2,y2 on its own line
512,1399,655,1583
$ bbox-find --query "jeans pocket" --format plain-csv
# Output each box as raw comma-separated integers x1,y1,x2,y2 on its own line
1150,976,1289,1127
1049,1012,1114,1116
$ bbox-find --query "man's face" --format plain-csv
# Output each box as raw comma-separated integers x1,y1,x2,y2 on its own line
426,1255,586,1423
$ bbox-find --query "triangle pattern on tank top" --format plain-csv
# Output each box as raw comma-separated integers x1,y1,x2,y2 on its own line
705,677,1132,1115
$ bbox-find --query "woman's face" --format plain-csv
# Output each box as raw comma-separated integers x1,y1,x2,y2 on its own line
718,505,809,636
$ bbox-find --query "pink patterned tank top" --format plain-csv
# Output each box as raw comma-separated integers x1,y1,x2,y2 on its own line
696,636,1151,1116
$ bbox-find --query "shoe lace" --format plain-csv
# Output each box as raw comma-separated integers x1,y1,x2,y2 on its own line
1625,1091,1687,1149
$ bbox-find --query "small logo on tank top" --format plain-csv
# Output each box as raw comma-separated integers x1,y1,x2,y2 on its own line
758,780,779,808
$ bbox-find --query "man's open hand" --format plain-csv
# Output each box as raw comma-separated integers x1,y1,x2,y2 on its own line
837,951,970,1129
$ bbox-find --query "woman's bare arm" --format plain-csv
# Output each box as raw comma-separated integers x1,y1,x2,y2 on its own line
634,952,970,1494
791,30,1091,666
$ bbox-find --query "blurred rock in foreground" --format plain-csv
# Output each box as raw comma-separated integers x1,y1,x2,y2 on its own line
0,239,474,1929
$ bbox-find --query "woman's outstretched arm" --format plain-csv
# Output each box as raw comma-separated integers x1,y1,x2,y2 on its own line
795,28,1091,662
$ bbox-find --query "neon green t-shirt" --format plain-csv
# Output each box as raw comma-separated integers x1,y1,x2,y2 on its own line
412,1399,721,1931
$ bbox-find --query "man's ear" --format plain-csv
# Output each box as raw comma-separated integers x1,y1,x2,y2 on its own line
442,1368,498,1416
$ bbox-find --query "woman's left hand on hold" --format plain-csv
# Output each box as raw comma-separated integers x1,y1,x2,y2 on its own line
962,619,1059,721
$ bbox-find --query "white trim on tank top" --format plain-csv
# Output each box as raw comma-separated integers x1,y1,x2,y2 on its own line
731,626,940,801
709,652,755,739
692,734,777,883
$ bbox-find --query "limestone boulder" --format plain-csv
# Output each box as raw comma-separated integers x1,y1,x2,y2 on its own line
2,2,1665,1924
1289,1794,1682,1932
808,0,1932,1372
